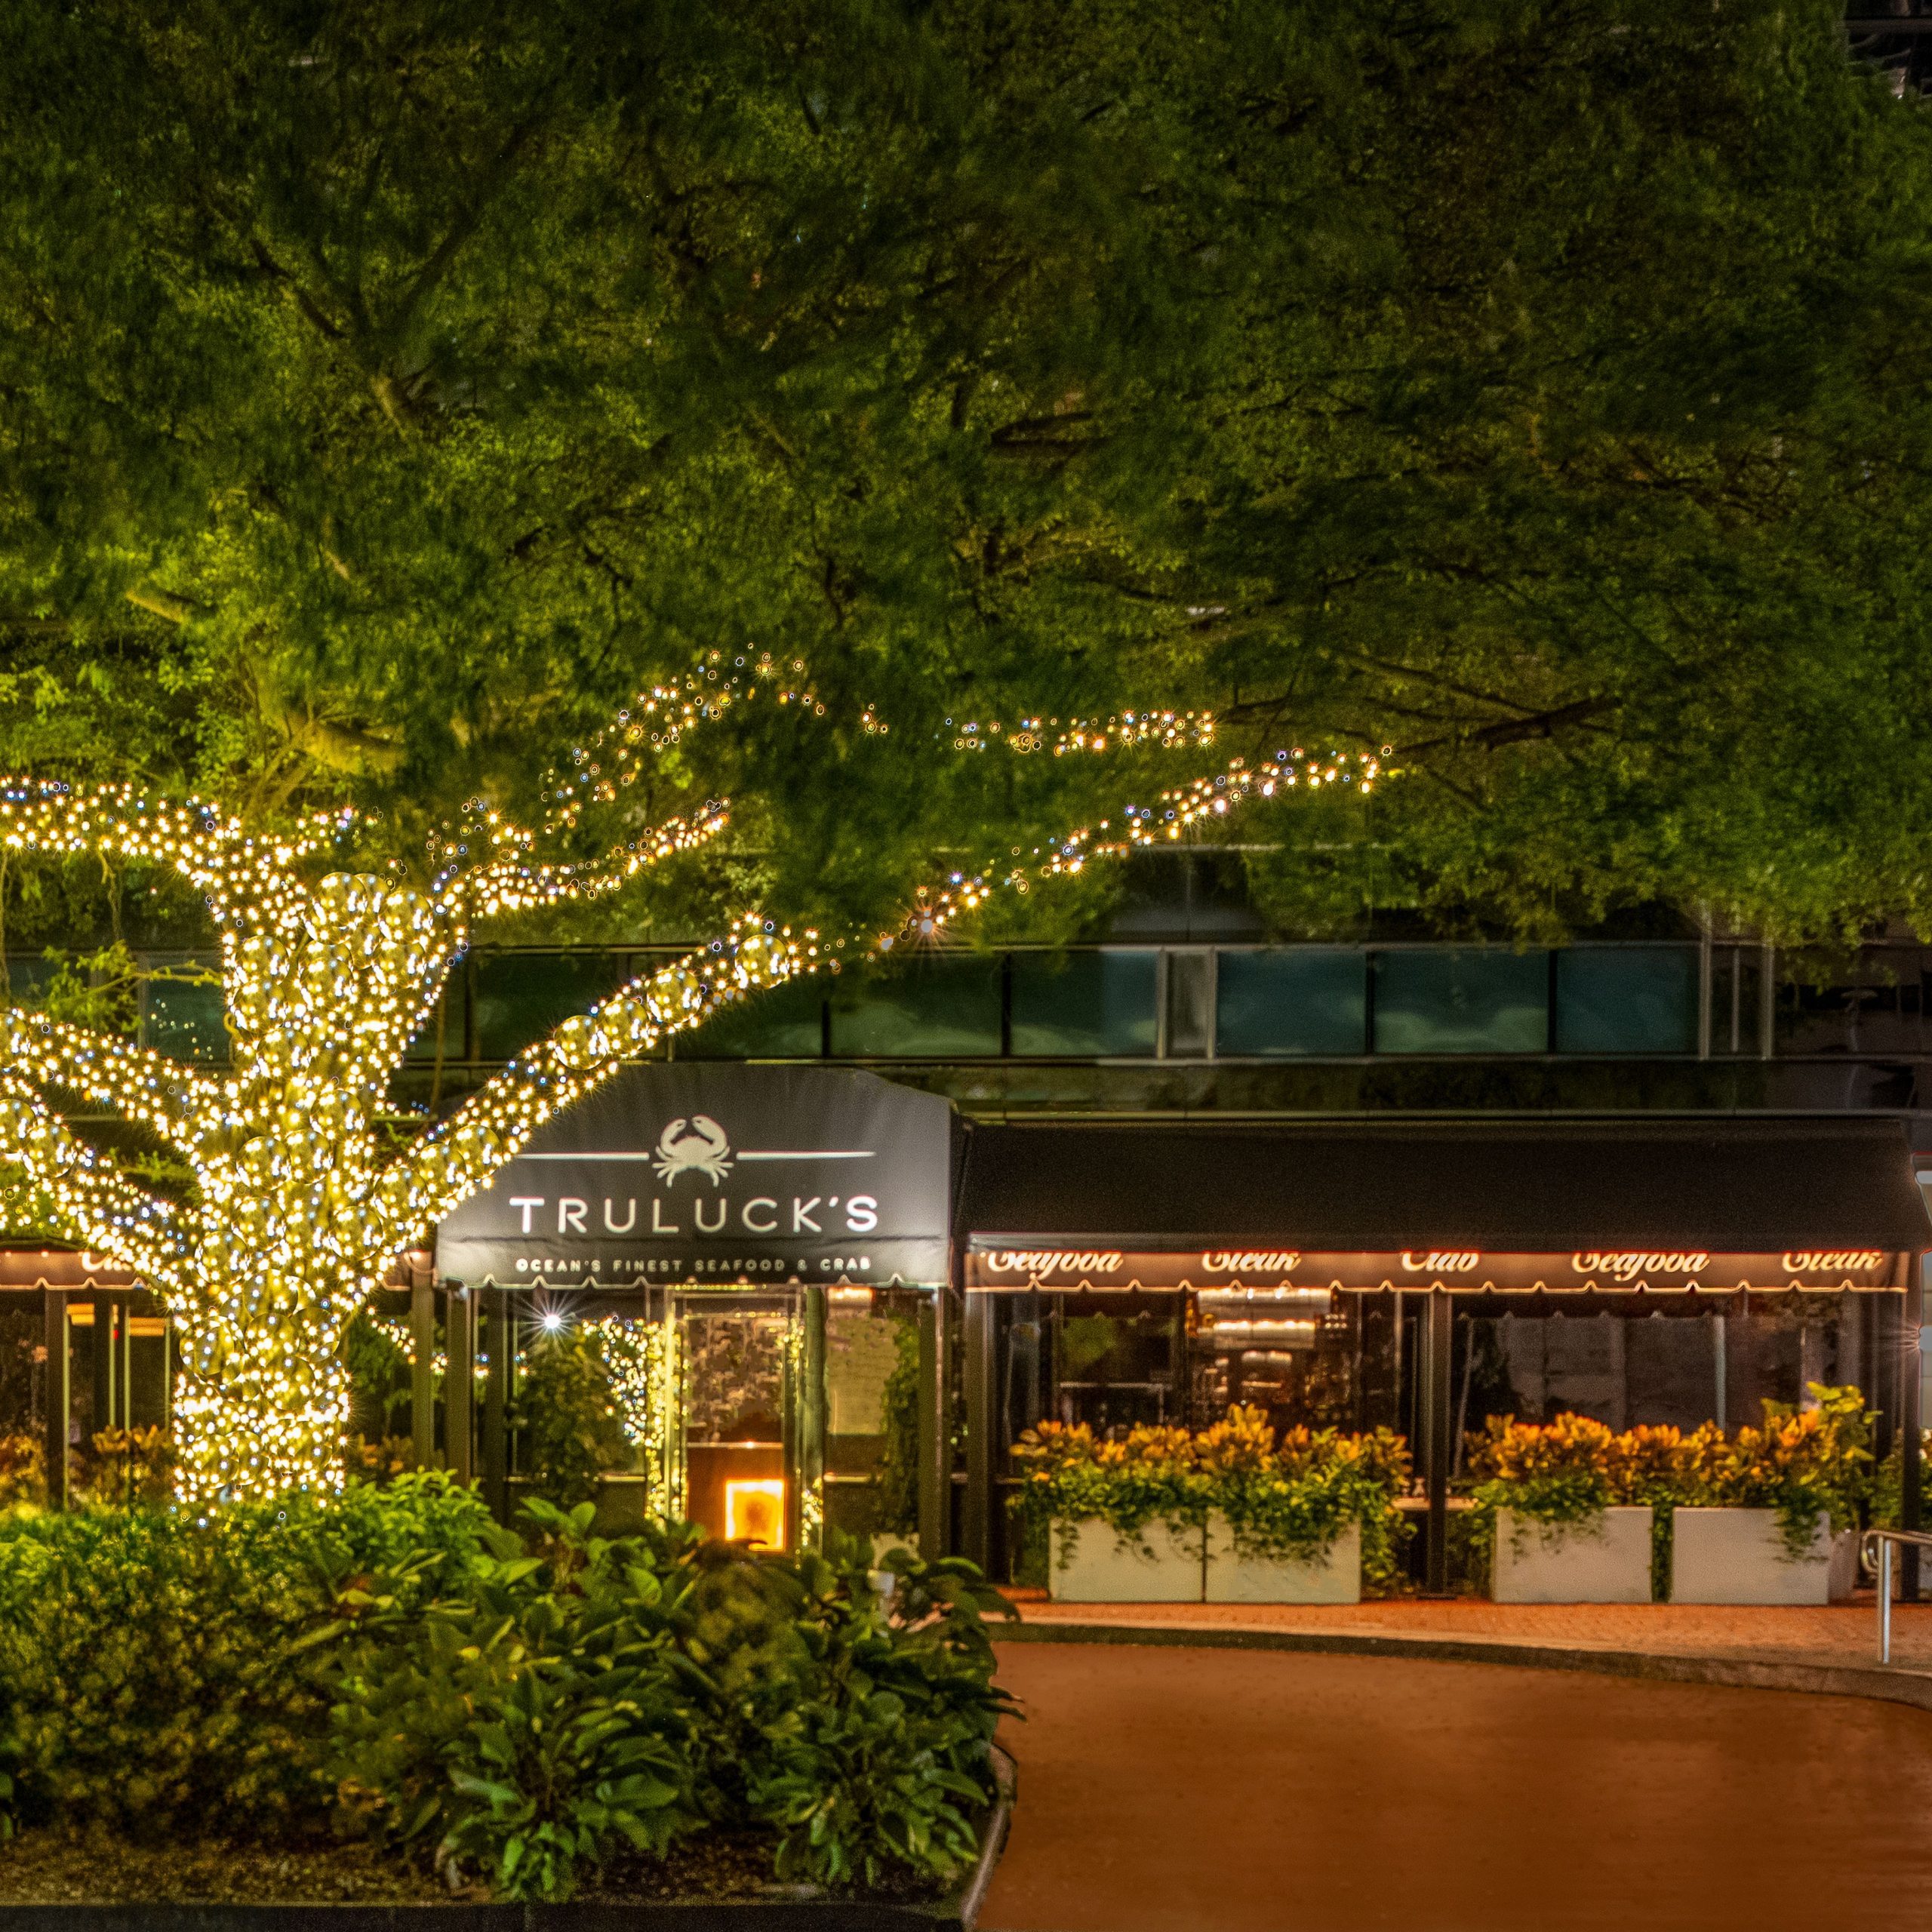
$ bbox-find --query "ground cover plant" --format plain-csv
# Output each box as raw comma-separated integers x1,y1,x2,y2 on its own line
1012,1407,1411,1593
0,1478,1011,1903
1464,1383,1878,1590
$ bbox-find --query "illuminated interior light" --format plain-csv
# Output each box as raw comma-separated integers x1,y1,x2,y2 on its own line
724,1478,786,1549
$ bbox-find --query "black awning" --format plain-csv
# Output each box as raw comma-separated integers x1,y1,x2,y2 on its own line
954,1117,1932,1251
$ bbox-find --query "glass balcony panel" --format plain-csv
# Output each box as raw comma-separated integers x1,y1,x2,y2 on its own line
1554,946,1698,1054
1215,949,1367,1057
1009,949,1158,1057
1372,949,1549,1054
829,955,1002,1057
145,974,229,1066
680,974,827,1059
472,952,638,1061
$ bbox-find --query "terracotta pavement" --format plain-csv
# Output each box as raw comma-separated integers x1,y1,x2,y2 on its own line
999,1586,1932,1672
981,1634,1932,1932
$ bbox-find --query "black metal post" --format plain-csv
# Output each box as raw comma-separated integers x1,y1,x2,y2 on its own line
445,1285,475,1486
917,1287,943,1559
801,1284,827,1554
482,1288,509,1521
1903,1254,1924,1600
961,1291,995,1572
410,1275,436,1469
90,1296,112,1443
42,1290,67,1510
1421,1289,1453,1594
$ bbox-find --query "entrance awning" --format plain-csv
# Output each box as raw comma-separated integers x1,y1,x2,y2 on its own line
955,1118,1931,1288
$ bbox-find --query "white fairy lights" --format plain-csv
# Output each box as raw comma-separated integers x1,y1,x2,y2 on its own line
0,681,1379,1499
900,740,1383,943
0,776,814,1500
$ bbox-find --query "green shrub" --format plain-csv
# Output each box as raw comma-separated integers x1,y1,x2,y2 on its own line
702,1540,1013,1890
1463,1386,1878,1585
1013,1409,1410,1591
0,1482,1009,1903
512,1326,632,1505
0,1474,492,1838
313,1500,700,1900
0,1433,42,1509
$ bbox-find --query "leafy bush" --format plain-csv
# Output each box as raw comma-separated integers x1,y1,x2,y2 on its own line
312,1504,1011,1901
0,1474,493,1838
0,1474,1010,1903
1012,1420,1201,1564
0,1433,42,1509
314,1500,700,1900
1685,1383,1875,1554
1014,1409,1411,1590
512,1326,632,1505
1464,1384,1877,1581
77,1426,175,1508
872,1316,922,1537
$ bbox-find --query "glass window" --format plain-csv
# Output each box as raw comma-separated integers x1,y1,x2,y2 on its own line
145,974,229,1065
1372,949,1549,1054
1010,949,1158,1057
1555,947,1698,1054
1216,949,1367,1056
0,957,59,1006
829,955,1001,1057
404,961,472,1063
680,974,826,1059
472,952,637,1061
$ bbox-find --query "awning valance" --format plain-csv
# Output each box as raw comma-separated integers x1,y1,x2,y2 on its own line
955,1117,1932,1257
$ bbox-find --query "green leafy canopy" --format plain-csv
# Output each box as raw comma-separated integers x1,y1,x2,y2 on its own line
0,2,1928,943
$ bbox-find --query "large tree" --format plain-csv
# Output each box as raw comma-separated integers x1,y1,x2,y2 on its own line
8,2,1932,943
1,1,1930,1489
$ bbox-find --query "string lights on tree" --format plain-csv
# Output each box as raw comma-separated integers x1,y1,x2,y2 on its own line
0,667,1385,1500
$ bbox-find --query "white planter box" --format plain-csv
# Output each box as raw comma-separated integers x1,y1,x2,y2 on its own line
1670,1506,1832,1605
1491,1506,1653,1604
1204,1513,1360,1604
1048,1515,1204,1602
1829,1529,1860,1603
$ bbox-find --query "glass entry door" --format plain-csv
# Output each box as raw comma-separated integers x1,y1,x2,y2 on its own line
673,1289,802,1549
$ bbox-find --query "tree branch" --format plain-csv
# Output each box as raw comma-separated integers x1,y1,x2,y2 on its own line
374,921,815,1246
1398,697,1611,755
432,801,733,919
0,778,321,922
0,1010,220,1148
0,1078,189,1288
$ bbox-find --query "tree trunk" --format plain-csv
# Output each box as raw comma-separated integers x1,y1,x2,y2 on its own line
170,1294,352,1500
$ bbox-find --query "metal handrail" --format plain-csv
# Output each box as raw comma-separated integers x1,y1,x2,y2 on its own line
1862,1530,1932,1662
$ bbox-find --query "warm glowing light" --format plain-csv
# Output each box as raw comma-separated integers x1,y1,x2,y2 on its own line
724,1478,786,1548
0,665,1385,1499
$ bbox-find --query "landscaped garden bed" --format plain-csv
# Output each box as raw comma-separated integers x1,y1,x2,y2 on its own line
1466,1383,1878,1603
0,1476,1014,1921
1015,1408,1410,1604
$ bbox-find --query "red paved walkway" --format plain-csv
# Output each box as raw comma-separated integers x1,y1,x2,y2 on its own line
1004,1589,1932,1672
982,1639,1932,1932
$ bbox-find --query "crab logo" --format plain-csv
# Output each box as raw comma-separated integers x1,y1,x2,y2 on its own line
651,1115,734,1188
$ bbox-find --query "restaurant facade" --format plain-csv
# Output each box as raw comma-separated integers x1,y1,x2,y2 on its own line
5,1066,1928,1592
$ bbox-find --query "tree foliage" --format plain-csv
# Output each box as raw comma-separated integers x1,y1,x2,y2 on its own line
1,0,1930,951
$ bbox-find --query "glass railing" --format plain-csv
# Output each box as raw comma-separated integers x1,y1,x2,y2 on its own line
35,938,1929,1072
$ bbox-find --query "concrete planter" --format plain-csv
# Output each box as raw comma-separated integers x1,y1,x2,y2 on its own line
1204,1513,1360,1604
1669,1506,1833,1605
1048,1515,1204,1602
1491,1506,1653,1604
